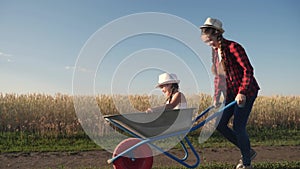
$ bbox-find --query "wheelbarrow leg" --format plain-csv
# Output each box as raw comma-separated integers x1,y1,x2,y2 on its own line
149,136,200,168
179,139,189,161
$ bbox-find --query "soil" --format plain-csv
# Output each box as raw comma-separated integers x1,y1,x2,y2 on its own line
0,146,299,169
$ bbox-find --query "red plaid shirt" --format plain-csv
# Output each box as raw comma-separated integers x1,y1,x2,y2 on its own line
213,39,260,101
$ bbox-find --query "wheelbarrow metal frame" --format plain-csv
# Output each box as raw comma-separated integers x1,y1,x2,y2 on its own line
105,101,237,168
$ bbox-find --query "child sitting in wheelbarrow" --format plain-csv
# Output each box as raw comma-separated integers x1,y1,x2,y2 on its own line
146,72,187,113
105,72,239,169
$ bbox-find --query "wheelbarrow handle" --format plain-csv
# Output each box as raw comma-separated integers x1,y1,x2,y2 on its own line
192,106,214,123
191,100,237,132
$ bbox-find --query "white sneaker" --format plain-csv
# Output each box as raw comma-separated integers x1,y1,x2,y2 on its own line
236,164,253,169
236,149,257,169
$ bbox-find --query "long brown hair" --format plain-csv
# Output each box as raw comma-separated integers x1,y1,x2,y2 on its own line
166,83,179,103
205,30,226,76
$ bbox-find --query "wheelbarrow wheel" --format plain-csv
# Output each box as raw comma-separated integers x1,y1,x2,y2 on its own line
113,138,153,169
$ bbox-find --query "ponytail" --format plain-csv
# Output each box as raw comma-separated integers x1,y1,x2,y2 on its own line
211,48,218,76
217,34,227,73
166,83,179,103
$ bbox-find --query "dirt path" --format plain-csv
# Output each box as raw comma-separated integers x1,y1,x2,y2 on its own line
0,146,299,169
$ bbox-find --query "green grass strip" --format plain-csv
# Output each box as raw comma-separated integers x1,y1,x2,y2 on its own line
0,128,299,153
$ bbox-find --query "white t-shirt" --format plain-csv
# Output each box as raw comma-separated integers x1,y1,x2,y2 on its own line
173,102,187,109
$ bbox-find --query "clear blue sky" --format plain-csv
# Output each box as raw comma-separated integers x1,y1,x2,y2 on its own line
1,0,299,96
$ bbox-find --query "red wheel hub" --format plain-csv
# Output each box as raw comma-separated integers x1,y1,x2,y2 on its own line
113,138,153,169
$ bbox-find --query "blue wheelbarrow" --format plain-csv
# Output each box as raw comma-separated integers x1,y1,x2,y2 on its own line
104,101,237,169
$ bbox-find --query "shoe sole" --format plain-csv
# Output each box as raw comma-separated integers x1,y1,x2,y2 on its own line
236,150,257,169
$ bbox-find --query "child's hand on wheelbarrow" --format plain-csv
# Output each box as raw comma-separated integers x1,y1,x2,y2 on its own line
146,106,165,113
145,108,153,113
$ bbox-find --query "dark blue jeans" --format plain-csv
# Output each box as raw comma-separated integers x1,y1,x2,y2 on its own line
216,93,257,166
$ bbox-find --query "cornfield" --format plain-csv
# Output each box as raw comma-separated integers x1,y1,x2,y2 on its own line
0,93,299,138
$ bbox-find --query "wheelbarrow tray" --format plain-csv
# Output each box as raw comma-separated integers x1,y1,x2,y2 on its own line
104,108,195,138
105,101,237,168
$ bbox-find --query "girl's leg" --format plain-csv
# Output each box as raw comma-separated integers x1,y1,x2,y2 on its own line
233,94,257,166
216,104,239,147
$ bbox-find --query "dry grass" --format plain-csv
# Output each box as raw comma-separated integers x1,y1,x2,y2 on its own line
252,95,300,129
0,93,299,137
